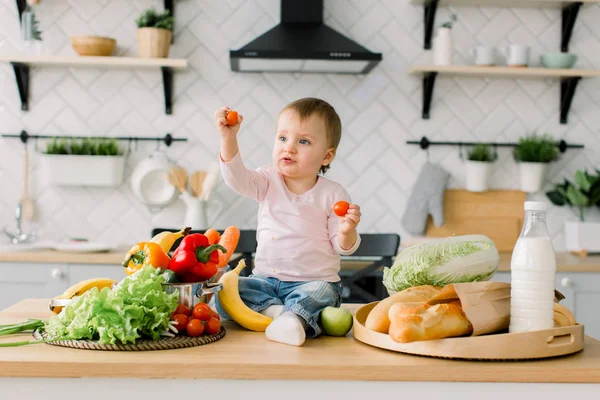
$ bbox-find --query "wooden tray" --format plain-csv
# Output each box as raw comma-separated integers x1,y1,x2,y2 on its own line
32,327,225,351
353,302,584,361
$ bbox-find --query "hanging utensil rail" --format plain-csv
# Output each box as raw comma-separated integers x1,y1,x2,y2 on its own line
2,130,187,146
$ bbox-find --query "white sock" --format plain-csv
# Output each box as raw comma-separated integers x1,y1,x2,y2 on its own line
265,312,307,346
260,305,284,319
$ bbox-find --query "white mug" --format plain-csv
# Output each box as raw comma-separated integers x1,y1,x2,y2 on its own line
470,46,496,66
503,44,530,67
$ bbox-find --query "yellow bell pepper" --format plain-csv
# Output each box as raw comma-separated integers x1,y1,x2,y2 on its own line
122,242,171,276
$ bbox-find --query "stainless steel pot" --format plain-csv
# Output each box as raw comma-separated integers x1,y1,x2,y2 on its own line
162,281,222,309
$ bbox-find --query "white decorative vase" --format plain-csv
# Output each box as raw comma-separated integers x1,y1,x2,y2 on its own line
518,162,547,193
465,160,492,192
433,27,452,66
565,221,600,253
180,191,223,230
41,154,125,187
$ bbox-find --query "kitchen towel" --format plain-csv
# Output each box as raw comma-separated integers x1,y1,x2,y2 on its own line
401,162,450,235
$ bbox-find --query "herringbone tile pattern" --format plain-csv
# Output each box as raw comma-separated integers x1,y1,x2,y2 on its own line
0,0,599,250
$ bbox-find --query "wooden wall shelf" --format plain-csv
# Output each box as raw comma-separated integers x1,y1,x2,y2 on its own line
410,0,597,51
0,55,188,115
409,65,600,124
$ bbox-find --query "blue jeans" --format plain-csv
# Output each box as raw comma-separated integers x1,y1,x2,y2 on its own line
214,274,343,338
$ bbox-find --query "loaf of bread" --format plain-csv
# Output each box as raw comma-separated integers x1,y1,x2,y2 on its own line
553,303,576,327
365,285,442,333
388,300,473,343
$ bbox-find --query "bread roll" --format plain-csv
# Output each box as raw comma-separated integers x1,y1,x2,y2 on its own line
553,303,576,327
365,285,441,333
388,300,473,343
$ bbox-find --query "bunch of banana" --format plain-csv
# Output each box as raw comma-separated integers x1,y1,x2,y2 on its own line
50,278,117,314
554,303,577,327
150,227,191,253
217,260,273,332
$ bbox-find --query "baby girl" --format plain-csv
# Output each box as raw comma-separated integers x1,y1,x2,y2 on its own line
213,97,361,346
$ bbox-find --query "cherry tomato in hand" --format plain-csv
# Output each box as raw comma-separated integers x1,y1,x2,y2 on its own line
171,314,189,333
186,319,204,337
333,201,350,217
226,110,239,126
193,303,212,321
204,317,221,335
174,304,191,316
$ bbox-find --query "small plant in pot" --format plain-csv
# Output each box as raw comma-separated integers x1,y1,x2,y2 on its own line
42,137,125,187
547,170,600,254
135,8,174,58
513,134,559,193
465,144,496,192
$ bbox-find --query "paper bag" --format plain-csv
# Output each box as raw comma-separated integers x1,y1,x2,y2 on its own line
427,281,511,336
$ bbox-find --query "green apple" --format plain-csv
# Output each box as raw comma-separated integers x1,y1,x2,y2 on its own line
320,306,353,337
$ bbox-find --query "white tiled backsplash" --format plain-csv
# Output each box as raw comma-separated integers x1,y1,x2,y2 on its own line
1,0,599,250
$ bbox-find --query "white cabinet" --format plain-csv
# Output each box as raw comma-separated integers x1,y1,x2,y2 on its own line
491,271,600,339
67,264,126,285
0,263,69,311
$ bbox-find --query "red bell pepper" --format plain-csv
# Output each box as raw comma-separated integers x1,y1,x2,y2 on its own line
167,233,226,282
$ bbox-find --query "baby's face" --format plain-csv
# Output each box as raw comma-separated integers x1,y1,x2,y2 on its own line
272,109,334,180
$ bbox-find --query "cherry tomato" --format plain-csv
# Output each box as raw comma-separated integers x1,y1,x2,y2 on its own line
226,110,239,126
186,319,204,337
210,311,220,321
193,303,212,321
171,314,189,333
174,304,191,316
204,317,221,335
333,201,350,217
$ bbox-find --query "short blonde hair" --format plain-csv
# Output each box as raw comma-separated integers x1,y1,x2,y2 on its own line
281,97,342,174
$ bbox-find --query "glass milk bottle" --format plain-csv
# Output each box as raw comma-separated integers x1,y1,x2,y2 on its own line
509,201,557,333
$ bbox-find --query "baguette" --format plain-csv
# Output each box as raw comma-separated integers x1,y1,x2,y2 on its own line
388,300,473,343
365,285,442,333
553,302,576,327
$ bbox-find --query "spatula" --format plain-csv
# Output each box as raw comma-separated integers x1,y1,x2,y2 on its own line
20,147,34,221
190,170,207,198
168,166,187,193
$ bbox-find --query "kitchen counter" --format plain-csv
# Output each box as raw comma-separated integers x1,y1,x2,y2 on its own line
0,299,599,383
1,299,598,399
1,248,600,272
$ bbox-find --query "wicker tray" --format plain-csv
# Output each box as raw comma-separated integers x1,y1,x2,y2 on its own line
33,327,225,351
353,302,584,361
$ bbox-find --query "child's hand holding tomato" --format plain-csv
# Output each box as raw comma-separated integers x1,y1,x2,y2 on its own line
214,107,243,139
333,200,361,234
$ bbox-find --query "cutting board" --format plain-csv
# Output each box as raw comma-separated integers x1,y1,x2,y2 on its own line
425,190,526,252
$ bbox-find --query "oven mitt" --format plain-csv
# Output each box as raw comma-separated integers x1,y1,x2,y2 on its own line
401,163,449,236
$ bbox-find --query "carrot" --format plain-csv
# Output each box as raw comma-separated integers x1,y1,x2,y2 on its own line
204,229,220,245
217,226,240,267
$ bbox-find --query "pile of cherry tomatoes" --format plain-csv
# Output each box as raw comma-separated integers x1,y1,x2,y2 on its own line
170,303,221,337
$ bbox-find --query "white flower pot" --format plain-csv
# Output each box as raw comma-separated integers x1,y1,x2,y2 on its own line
41,154,125,187
433,27,452,66
565,221,600,253
465,160,492,192
518,162,547,193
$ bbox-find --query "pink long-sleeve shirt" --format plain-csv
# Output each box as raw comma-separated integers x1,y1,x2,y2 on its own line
220,152,361,282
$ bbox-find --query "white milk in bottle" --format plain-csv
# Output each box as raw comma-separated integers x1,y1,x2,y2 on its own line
509,201,557,333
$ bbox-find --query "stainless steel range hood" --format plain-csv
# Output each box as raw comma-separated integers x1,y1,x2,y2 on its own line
230,0,382,74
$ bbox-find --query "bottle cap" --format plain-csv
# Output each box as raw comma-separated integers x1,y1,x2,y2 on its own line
524,201,548,211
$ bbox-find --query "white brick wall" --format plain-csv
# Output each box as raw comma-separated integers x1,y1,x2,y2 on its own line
0,0,599,250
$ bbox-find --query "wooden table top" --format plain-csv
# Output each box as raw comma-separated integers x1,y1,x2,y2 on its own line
0,299,599,383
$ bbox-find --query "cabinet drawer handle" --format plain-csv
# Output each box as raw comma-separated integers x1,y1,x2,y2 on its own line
51,268,65,280
561,277,573,288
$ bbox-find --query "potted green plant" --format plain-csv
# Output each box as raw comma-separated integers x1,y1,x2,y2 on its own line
547,170,600,253
135,8,174,58
40,137,125,187
513,134,559,193
465,144,496,192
